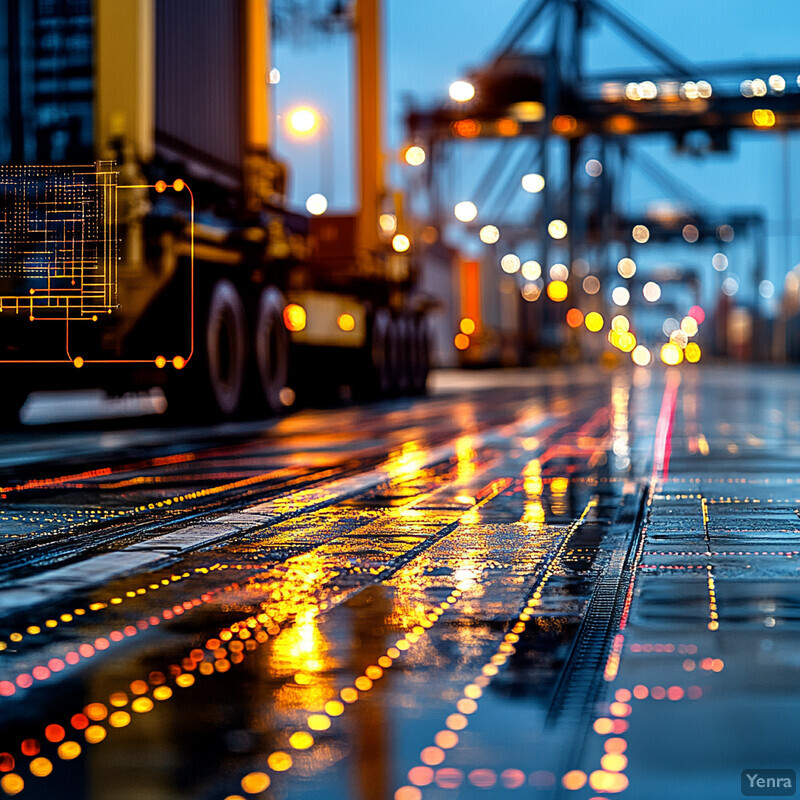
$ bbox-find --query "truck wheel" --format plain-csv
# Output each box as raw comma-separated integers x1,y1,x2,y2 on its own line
410,315,431,395
204,279,247,416
390,316,412,395
254,287,289,413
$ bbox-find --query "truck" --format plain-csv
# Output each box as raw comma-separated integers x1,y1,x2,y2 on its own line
0,0,431,422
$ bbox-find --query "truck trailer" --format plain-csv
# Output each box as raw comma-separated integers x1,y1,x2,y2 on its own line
0,0,431,421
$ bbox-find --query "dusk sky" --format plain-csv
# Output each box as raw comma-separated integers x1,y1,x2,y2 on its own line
273,0,800,308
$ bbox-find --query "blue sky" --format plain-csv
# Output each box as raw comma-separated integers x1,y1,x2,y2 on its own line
272,0,800,307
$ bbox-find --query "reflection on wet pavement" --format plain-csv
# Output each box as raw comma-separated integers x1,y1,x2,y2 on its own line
0,366,798,799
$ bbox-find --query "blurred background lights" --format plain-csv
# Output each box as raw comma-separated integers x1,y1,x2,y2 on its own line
661,342,684,365
585,311,604,332
392,234,410,253
548,219,568,239
549,263,569,281
769,74,786,93
617,257,636,278
722,276,739,296
670,329,689,348
689,305,706,324
404,145,426,166
583,275,601,295
479,225,499,244
759,279,775,298
585,159,603,176
500,254,521,274
521,173,545,193
611,314,630,333
632,224,650,243
682,224,699,243
632,345,651,366
566,308,584,328
712,252,728,271
268,67,281,84
449,80,475,102
686,342,702,362
718,224,735,242
288,107,317,135
305,193,328,215
521,283,542,301
680,316,699,336
643,281,662,302
611,286,630,306
454,201,478,222
547,280,568,302
521,260,541,280
379,213,397,235
662,317,679,336
460,317,476,335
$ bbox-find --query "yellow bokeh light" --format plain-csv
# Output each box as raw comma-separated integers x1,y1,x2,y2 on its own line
585,311,604,332
632,224,650,243
305,193,328,216
337,313,355,332
661,342,684,365
267,752,293,771
288,107,318,136
57,741,81,760
680,316,699,336
632,345,651,366
617,331,636,352
454,201,478,222
289,731,314,750
547,280,568,302
752,108,776,127
241,772,271,793
283,303,307,332
685,342,702,362
617,257,636,278
611,315,630,333
548,219,568,240
449,80,475,102
454,333,470,350
479,224,499,244
460,317,476,335
392,234,410,253
521,173,545,193
404,145,426,166
29,758,53,778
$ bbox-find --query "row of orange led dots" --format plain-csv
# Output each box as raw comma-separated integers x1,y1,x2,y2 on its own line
223,585,470,800
2,557,353,794
0,561,278,658
394,501,597,800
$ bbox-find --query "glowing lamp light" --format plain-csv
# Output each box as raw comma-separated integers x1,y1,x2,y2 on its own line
404,145,426,166
283,304,306,332
752,108,776,128
585,311,604,332
689,305,706,324
454,201,478,222
520,260,541,280
685,342,702,363
500,254,521,274
288,107,318,135
547,280,568,302
661,342,684,365
337,313,355,332
392,234,410,253
305,193,328,215
632,345,651,366
566,308,584,328
449,80,475,102
521,173,545,193
479,225,499,244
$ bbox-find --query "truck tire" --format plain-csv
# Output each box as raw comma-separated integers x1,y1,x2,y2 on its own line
390,315,412,395
410,315,431,395
205,279,248,416
254,287,289,413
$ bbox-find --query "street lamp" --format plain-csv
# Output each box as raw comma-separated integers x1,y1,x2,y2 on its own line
286,105,334,205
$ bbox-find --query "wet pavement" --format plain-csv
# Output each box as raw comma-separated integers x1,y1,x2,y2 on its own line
0,365,798,799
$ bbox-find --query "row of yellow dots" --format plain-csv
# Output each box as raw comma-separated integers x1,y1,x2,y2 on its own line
394,499,597,800
225,585,470,799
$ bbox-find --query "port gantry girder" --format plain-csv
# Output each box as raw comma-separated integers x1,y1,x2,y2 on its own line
404,0,794,358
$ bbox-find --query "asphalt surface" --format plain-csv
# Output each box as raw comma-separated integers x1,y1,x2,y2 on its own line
0,365,797,800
